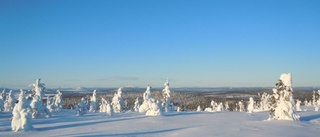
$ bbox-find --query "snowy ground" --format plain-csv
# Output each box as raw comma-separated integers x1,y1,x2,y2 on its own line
1,107,320,137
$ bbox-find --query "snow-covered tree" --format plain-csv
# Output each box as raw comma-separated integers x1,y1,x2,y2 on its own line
268,73,300,121
106,101,113,116
247,97,254,113
146,99,162,116
89,90,98,112
112,88,124,113
303,99,308,106
296,99,302,111
46,97,55,113
225,102,230,111
318,90,320,103
11,89,33,132
54,89,63,112
28,78,51,118
0,89,6,111
29,78,45,101
4,90,16,112
30,95,51,118
162,79,172,112
139,85,152,113
238,101,245,112
177,106,181,112
1,88,6,102
205,100,219,112
99,98,108,113
133,97,140,112
259,92,270,111
197,105,202,112
216,102,224,112
99,97,113,116
312,90,317,106
76,98,87,116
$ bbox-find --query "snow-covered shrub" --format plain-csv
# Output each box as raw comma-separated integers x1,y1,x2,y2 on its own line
11,89,33,132
247,97,254,113
89,90,98,112
268,73,300,121
112,88,124,113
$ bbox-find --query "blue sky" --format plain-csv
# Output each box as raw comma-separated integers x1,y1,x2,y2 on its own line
1,0,320,88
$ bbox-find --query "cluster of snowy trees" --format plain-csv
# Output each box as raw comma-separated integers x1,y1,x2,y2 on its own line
0,79,64,132
5,73,320,132
74,79,173,117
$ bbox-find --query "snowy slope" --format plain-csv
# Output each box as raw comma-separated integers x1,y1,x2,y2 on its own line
1,107,320,137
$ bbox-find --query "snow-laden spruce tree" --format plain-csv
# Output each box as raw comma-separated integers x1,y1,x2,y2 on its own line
162,79,171,112
259,92,270,111
318,90,320,103
197,105,202,112
238,101,245,112
54,89,63,112
139,85,153,113
247,97,254,113
268,73,300,121
11,89,33,132
225,102,230,111
296,99,302,111
30,95,51,118
133,97,140,112
4,90,16,112
29,78,45,101
146,99,162,116
312,90,317,107
99,98,108,113
205,100,217,112
316,90,320,111
216,102,224,112
76,98,87,116
46,97,55,113
1,88,6,102
89,90,98,112
28,78,51,118
99,98,113,116
112,88,124,113
0,89,6,111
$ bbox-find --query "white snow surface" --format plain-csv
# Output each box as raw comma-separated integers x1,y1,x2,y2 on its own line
1,106,320,137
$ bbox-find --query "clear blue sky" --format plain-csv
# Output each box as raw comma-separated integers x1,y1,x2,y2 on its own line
1,0,319,88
